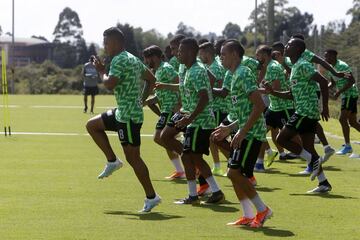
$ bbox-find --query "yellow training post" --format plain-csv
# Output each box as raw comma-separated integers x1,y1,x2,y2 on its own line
1,49,11,136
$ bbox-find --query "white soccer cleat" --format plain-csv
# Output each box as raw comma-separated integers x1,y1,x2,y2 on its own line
307,184,332,193
139,194,162,213
323,146,335,163
97,158,123,179
349,153,360,159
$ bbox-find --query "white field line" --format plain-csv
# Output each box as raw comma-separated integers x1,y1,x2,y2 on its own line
0,131,359,145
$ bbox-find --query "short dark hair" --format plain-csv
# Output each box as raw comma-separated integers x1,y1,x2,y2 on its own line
291,33,305,40
257,45,272,56
214,38,226,55
291,38,306,54
199,42,215,55
143,45,163,58
180,37,199,55
170,34,186,45
222,39,245,58
325,49,338,57
103,27,125,42
272,41,285,54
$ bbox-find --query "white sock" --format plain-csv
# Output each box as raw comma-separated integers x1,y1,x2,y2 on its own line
256,158,264,164
299,149,312,164
205,176,220,193
214,162,221,169
250,194,267,212
240,198,255,218
171,158,184,172
280,151,286,157
187,180,197,197
317,171,326,183
265,148,273,155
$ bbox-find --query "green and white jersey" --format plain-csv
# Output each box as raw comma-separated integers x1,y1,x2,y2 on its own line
325,59,358,98
286,49,315,68
231,65,267,141
242,55,260,77
222,70,233,119
169,56,180,72
178,63,189,112
289,58,319,119
182,62,216,129
109,51,146,123
207,59,226,112
265,60,294,111
215,55,221,65
155,62,179,113
285,57,293,68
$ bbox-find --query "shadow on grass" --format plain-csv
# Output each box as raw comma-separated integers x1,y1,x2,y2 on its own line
322,166,341,172
152,179,187,185
256,186,282,192
104,211,184,221
240,225,295,237
197,202,239,213
289,193,357,199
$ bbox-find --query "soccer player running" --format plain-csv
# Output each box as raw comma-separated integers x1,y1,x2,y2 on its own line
323,49,360,157
213,39,272,227
173,38,225,205
198,42,227,176
267,38,332,193
169,35,186,72
142,45,185,179
86,27,161,212
256,45,295,167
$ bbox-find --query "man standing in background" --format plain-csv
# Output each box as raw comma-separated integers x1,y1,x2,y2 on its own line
82,56,100,114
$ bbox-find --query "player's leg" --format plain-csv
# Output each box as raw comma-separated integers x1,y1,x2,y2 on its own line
83,93,88,113
337,98,353,154
90,94,95,114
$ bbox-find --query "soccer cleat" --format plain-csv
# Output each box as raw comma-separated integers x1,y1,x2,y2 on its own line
83,107,87,113
349,153,360,159
310,157,321,181
265,151,278,167
227,216,254,226
197,183,211,196
250,207,273,228
212,167,224,176
336,144,353,155
249,176,257,186
298,165,312,175
139,194,162,212
307,184,332,194
254,163,265,173
165,171,186,180
174,195,200,205
204,190,225,204
98,158,123,179
323,146,335,163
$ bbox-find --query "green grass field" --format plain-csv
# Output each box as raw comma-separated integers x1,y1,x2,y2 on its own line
1,95,360,240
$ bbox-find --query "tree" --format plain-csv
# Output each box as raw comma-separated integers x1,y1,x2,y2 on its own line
31,35,49,42
116,23,139,57
246,0,313,42
222,22,242,39
87,43,97,57
53,7,83,44
175,22,200,38
347,0,360,24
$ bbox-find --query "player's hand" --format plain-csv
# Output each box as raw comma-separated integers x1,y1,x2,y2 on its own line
230,130,246,149
93,56,105,74
321,106,330,122
211,125,231,141
175,115,192,129
334,91,340,100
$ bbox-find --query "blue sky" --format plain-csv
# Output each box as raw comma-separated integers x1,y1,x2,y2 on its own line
0,0,354,44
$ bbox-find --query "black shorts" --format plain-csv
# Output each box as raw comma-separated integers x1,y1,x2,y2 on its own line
265,108,295,129
228,138,263,178
285,113,318,135
183,127,213,155
156,112,173,130
341,97,358,113
101,109,142,146
166,112,187,132
83,86,99,96
214,111,228,126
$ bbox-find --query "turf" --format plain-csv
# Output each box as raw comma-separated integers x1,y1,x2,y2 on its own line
0,95,359,240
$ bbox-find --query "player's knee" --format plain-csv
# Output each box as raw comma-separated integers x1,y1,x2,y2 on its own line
86,119,95,133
